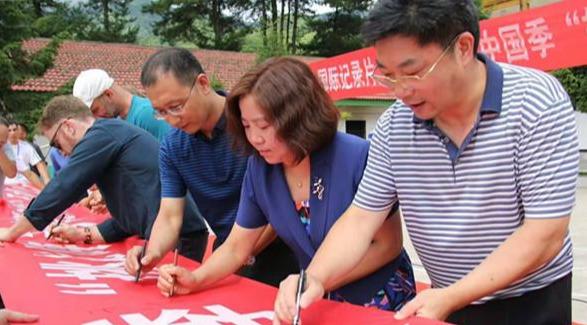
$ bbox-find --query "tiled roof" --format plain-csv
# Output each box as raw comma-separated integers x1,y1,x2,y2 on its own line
14,39,258,93
13,38,389,101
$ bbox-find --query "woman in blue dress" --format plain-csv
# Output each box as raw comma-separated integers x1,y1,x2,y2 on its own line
157,57,415,311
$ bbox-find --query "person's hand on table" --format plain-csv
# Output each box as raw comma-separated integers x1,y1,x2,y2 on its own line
0,228,16,243
124,245,161,278
273,273,325,325
49,224,84,244
87,189,107,214
0,309,39,324
157,264,198,297
394,287,455,321
89,202,108,215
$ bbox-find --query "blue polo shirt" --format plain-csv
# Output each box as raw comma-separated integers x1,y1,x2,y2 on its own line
126,95,171,142
160,115,248,245
354,54,579,302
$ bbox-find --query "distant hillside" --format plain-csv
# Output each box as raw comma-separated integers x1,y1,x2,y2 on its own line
67,0,157,38
128,0,159,38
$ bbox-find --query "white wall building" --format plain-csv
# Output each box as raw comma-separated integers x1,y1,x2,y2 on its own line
335,98,392,139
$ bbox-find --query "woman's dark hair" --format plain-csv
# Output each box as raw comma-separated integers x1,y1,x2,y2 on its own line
226,57,339,164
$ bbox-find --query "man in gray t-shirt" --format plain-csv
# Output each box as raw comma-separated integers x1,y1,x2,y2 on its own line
0,119,17,197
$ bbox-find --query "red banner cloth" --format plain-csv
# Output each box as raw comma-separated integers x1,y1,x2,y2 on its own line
0,184,447,325
309,0,587,100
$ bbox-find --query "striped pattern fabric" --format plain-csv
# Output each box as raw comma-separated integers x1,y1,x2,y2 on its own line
353,56,579,302
159,117,248,231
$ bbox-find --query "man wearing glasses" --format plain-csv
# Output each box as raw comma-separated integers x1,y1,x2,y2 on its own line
0,96,207,263
124,48,298,287
275,1,578,324
73,69,170,142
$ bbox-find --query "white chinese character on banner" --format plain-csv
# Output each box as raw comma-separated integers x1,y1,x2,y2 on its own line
479,29,502,60
350,60,365,88
524,17,554,58
328,66,341,91
55,283,116,295
40,260,156,281
498,24,529,62
317,68,330,91
25,241,112,257
84,305,274,325
338,63,352,90
565,7,587,26
362,57,377,87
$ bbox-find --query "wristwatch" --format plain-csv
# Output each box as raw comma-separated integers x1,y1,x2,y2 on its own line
83,226,92,244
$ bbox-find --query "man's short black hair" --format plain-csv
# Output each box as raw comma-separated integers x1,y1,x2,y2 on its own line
17,123,28,133
361,0,480,52
141,48,205,88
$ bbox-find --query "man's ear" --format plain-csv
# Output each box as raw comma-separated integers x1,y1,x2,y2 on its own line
195,74,212,95
455,32,476,66
103,88,114,99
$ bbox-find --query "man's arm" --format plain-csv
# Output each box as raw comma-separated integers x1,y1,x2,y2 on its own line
0,148,16,178
125,197,184,276
307,204,389,291
49,224,105,244
0,215,36,242
22,169,44,190
0,308,39,324
396,216,569,320
25,126,121,233
34,161,51,184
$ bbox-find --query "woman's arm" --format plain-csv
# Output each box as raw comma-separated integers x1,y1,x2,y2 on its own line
157,224,265,295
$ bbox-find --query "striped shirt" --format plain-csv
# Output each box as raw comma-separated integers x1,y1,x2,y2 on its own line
160,115,248,243
353,54,579,302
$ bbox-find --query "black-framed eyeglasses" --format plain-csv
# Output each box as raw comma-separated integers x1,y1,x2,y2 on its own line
49,119,66,151
153,77,197,120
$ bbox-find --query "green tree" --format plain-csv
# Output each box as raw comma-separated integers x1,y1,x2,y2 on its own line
552,67,587,113
32,3,91,38
474,0,490,20
0,0,62,115
82,0,139,43
302,0,370,57
143,0,249,50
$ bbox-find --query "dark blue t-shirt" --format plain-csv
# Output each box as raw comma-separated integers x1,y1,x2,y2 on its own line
159,115,248,244
25,119,206,242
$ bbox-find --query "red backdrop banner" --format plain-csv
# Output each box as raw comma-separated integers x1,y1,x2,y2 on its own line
0,184,446,325
309,0,587,100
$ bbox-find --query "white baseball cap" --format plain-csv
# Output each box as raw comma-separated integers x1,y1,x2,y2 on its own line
73,69,114,108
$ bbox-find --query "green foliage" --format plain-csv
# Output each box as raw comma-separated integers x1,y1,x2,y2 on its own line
552,67,587,113
302,9,366,57
144,0,249,51
209,75,225,91
82,0,138,43
0,1,34,46
32,5,91,39
256,28,290,63
0,0,64,116
474,0,491,20
3,80,74,137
